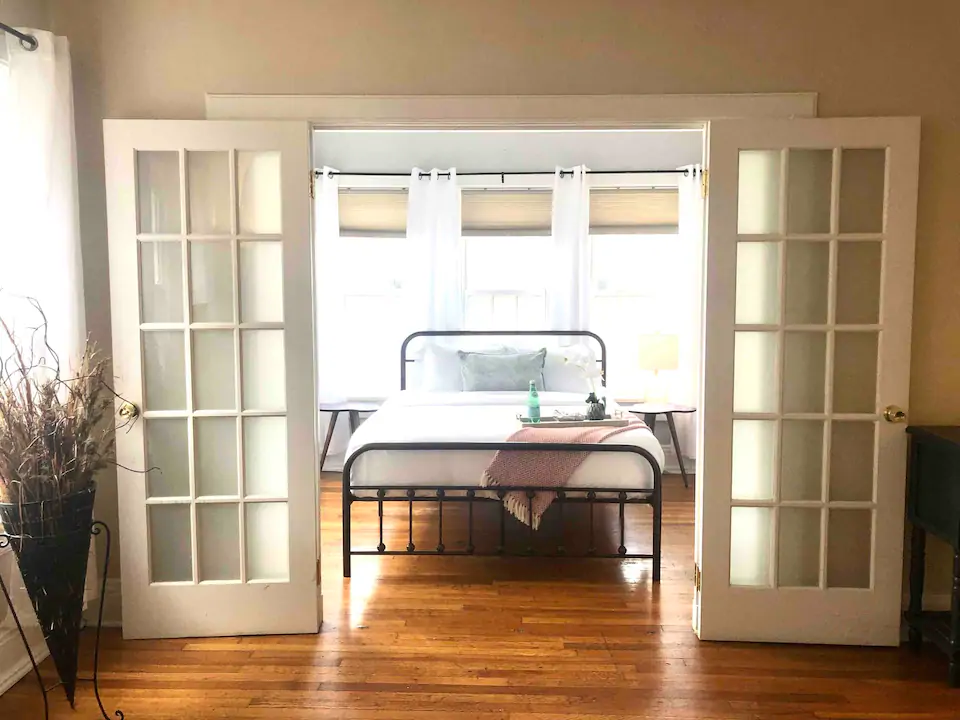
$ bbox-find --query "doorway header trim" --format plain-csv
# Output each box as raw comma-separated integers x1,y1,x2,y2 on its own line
205,93,818,128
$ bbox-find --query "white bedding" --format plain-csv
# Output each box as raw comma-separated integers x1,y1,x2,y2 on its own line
345,391,664,492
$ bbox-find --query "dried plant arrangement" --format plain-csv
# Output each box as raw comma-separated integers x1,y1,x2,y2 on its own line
0,299,128,707
0,330,115,503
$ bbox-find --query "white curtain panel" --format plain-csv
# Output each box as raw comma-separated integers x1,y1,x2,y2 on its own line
408,168,462,330
312,167,354,467
671,165,706,460
0,31,85,364
0,31,97,618
548,166,591,331
314,167,347,403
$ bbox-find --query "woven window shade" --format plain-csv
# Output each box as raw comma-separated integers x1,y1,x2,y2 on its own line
589,189,679,234
462,190,552,236
337,187,680,237
338,189,408,237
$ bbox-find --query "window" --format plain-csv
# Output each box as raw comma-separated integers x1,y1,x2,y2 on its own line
462,190,551,330
326,190,417,399
590,233,683,396
320,182,685,399
589,188,681,397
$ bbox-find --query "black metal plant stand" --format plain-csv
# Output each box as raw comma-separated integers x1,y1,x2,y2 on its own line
0,521,124,719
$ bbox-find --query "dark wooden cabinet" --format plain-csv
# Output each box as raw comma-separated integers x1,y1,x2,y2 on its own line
904,426,960,687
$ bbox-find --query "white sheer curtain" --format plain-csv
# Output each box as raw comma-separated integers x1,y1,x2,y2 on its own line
408,168,462,330
0,29,96,631
0,31,85,364
314,167,346,404
670,165,705,460
548,166,590,330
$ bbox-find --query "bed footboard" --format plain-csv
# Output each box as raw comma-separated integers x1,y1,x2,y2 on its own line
341,442,662,582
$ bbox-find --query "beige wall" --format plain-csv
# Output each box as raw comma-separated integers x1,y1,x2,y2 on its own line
46,0,960,590
0,0,48,29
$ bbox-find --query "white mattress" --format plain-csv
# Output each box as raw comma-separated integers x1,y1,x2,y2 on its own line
344,391,664,493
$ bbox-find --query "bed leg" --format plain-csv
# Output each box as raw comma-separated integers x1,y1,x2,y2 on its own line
652,478,662,584
343,479,352,579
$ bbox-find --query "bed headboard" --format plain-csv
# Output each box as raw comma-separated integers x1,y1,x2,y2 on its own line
400,330,607,391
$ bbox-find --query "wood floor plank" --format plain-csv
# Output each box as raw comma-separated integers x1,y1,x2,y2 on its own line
0,473,955,719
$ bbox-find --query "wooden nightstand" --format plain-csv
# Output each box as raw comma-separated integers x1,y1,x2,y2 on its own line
319,401,382,471
621,402,696,488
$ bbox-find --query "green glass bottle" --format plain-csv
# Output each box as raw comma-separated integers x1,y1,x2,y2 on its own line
527,380,541,423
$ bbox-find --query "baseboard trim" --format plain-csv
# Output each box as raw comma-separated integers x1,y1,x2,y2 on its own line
0,578,122,698
84,578,122,629
902,592,952,613
0,621,48,696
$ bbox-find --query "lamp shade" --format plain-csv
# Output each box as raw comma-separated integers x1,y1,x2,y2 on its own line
637,334,679,372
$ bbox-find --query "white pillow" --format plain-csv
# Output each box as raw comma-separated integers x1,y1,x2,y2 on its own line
542,344,597,393
419,345,464,391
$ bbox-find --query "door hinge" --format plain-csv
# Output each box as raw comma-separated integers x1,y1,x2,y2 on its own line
316,558,321,584
309,170,316,199
694,563,701,593
700,168,709,199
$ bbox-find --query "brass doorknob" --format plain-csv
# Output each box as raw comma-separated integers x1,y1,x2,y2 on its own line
883,405,907,424
118,401,140,420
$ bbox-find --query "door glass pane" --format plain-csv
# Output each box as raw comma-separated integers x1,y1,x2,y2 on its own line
732,420,776,501
780,420,823,501
238,151,282,235
190,241,234,322
784,241,829,325
836,242,882,325
194,417,238,497
246,503,289,581
145,419,189,498
782,332,826,413
149,504,192,583
787,149,832,234
241,330,286,411
244,416,288,497
187,151,231,235
734,332,778,413
839,149,885,234
137,151,181,234
738,150,781,235
192,330,236,410
143,331,186,411
827,509,872,588
239,242,284,322
829,421,876,501
833,332,878,413
730,506,773,587
778,507,821,587
198,503,241,582
735,242,780,325
140,241,183,322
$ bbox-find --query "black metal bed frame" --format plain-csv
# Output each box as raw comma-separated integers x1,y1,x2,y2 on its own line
342,330,661,581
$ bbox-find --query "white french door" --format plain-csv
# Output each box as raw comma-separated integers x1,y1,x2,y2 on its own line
104,121,319,639
696,118,920,645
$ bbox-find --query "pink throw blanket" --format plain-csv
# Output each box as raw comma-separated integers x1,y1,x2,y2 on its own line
480,419,645,530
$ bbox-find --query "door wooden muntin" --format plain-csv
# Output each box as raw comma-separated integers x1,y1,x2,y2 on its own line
697,117,920,645
105,120,319,639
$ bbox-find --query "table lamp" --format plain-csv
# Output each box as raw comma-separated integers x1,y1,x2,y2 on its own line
637,334,679,401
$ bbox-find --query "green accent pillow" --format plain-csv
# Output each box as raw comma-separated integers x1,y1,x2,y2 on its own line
457,348,547,392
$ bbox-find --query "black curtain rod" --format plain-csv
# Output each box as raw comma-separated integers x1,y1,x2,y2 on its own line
317,168,692,179
0,22,38,51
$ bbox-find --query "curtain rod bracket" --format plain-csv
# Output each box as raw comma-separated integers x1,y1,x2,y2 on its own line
0,22,39,51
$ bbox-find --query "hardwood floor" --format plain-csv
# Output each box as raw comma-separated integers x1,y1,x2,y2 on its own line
0,473,955,719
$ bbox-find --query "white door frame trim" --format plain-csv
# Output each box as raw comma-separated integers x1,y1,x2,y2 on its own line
205,93,818,127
